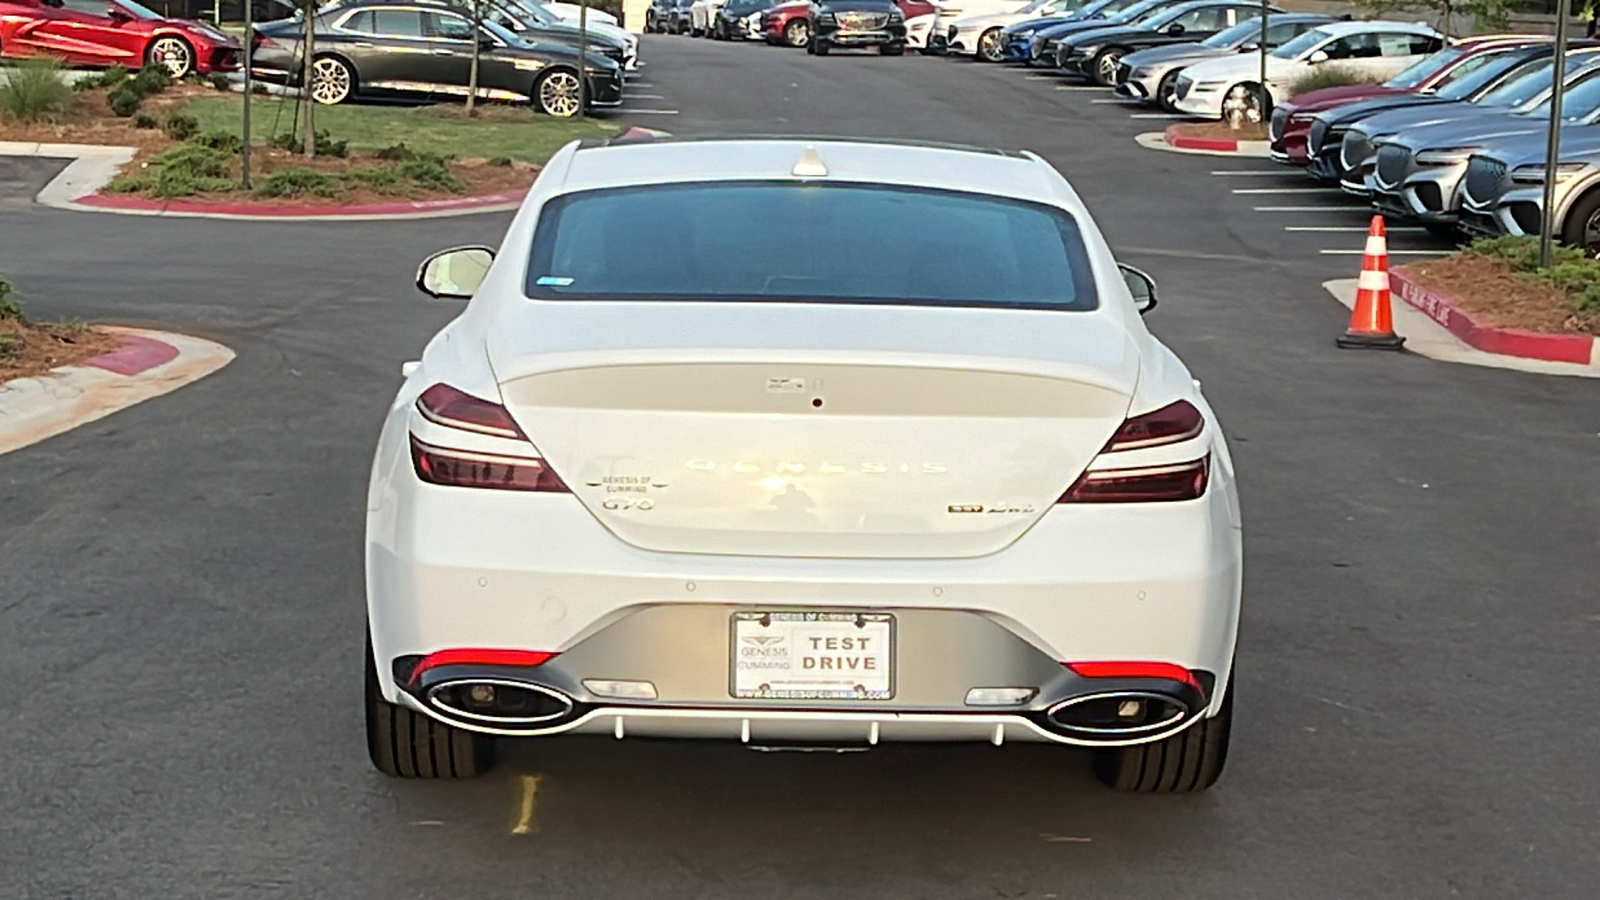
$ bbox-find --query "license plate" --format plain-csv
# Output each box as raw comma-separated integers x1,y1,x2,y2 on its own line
731,611,894,700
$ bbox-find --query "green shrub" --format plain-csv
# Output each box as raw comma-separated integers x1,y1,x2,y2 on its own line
394,157,464,193
1466,235,1600,317
151,144,230,178
0,58,74,123
269,130,348,158
208,73,231,91
188,130,242,154
131,63,171,96
162,112,199,141
104,176,147,193
254,167,339,198
341,165,404,193
1287,66,1382,97
133,113,159,129
74,65,130,91
106,83,143,117
0,272,20,321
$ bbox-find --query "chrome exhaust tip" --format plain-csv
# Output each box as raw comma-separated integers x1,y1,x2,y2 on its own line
424,678,575,726
1045,691,1196,741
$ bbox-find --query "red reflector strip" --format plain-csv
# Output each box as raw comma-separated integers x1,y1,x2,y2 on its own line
1106,399,1204,452
410,436,570,492
411,649,558,683
1058,456,1209,503
1067,661,1201,693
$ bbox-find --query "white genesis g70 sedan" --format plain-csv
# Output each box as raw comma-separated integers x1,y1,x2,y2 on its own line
365,136,1243,792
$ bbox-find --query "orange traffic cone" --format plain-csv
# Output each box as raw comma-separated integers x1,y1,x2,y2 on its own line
1337,215,1406,350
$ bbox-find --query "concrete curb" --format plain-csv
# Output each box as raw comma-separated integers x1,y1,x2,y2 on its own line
0,327,235,456
1163,125,1271,155
1135,131,1270,158
2,141,528,221
1322,279,1600,379
1389,267,1598,366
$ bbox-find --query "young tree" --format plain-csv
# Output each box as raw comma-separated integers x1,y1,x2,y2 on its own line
300,0,317,158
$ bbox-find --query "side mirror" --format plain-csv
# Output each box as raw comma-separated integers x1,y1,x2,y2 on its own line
1166,22,1184,35
1119,263,1158,314
1307,49,1329,64
1237,41,1258,52
417,246,495,299
107,5,131,20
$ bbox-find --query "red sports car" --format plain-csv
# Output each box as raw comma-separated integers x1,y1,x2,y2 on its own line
1268,36,1542,167
0,0,241,79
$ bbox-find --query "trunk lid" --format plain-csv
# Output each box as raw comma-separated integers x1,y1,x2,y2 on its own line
488,302,1139,559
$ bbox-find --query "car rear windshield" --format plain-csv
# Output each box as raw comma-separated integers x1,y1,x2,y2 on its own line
525,181,1100,310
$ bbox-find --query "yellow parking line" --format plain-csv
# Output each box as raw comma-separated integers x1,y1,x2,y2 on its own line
511,774,541,835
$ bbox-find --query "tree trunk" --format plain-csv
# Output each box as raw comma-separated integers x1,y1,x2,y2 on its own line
467,10,480,117
302,6,315,158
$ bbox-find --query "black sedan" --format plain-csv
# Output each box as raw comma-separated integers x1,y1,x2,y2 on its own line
1055,0,1276,84
808,0,907,55
714,0,777,40
645,0,675,32
250,1,622,117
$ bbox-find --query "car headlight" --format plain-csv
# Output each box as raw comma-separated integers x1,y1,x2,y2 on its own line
1073,44,1101,56
1414,147,1478,166
818,12,835,24
889,8,904,21
1511,162,1588,184
1288,111,1316,124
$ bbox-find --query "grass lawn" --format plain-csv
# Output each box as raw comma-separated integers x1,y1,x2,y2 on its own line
180,94,618,164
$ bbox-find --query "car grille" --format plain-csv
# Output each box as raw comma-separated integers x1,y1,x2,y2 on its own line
1374,144,1410,189
1175,74,1192,100
1462,156,1509,206
1307,118,1330,155
1030,35,1048,58
948,24,959,39
839,11,889,29
1340,132,1372,173
1268,107,1287,143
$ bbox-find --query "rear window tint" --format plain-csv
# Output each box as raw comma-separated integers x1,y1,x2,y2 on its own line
525,181,1100,311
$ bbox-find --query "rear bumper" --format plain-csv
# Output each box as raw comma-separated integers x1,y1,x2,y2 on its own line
366,414,1243,744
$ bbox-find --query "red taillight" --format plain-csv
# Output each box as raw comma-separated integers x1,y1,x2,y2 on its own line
410,648,558,684
1058,456,1209,503
416,383,526,439
1067,661,1202,693
410,436,569,492
1104,400,1203,452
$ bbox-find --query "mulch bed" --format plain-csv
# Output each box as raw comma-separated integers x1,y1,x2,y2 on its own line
1167,121,1268,142
1399,255,1600,337
0,318,120,384
0,82,537,205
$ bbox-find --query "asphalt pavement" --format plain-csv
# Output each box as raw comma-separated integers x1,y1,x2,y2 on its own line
2,36,1599,900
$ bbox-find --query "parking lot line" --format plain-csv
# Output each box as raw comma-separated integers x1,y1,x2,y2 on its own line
1054,85,1104,91
1129,113,1186,119
1230,187,1340,194
1254,205,1372,212
1286,225,1428,233
628,94,666,100
1209,170,1290,176
1318,249,1450,256
1090,98,1134,104
621,109,680,115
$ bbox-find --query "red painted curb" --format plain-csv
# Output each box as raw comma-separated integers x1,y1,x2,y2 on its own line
84,333,180,376
73,187,528,218
1389,267,1596,365
1164,124,1244,152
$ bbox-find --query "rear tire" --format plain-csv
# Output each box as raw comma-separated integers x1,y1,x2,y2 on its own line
365,635,495,779
812,37,830,56
1560,187,1600,253
976,27,1004,63
1092,47,1124,87
1093,673,1233,792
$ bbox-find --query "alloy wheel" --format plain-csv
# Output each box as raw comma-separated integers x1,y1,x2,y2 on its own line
309,57,352,105
1221,83,1264,126
978,29,1004,63
1095,50,1121,86
538,70,583,118
147,37,192,79
786,20,809,48
1584,209,1600,256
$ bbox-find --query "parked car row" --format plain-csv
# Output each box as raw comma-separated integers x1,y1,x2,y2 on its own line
1267,38,1600,250
647,0,931,54
248,0,634,116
